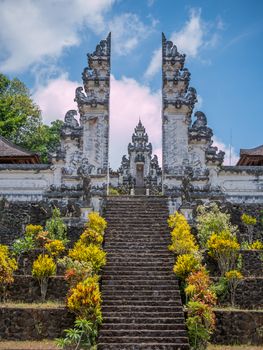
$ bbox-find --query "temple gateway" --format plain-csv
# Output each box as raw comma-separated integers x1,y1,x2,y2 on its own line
0,33,262,217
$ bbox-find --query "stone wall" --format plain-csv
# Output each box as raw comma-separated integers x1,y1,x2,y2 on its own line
0,200,83,245
3,276,68,303
0,306,74,340
213,310,263,345
215,277,263,309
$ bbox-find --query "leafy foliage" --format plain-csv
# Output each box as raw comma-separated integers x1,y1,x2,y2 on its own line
45,239,65,257
173,253,201,280
168,212,198,255
86,212,107,235
67,275,102,323
80,228,104,246
196,203,237,249
56,318,98,349
225,269,243,306
241,213,257,225
45,207,67,242
186,301,215,350
0,244,18,286
59,256,93,288
69,242,106,273
207,230,240,276
12,235,36,257
32,254,56,301
0,73,62,163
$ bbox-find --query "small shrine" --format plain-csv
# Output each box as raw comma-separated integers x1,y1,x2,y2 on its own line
118,120,162,194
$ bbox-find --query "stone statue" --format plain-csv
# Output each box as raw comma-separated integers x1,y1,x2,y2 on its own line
192,111,207,128
64,110,79,127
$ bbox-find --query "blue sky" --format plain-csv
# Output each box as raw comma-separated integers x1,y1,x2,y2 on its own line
0,0,262,169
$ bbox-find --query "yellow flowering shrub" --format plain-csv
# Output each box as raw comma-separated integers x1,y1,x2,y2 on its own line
45,239,65,257
0,244,18,286
67,275,102,323
185,268,217,307
69,242,106,273
32,254,56,301
32,254,56,279
225,269,243,306
25,224,43,237
207,230,240,276
173,253,201,280
241,213,257,226
168,212,198,255
86,212,107,235
249,240,263,250
80,228,103,246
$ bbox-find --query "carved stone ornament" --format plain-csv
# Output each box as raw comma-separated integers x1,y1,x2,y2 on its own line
64,110,79,127
162,33,185,66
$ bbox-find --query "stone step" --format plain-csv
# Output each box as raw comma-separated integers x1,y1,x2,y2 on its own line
101,323,187,330
102,293,181,300
102,317,186,324
102,285,181,292
102,306,183,313
102,300,182,306
97,343,190,350
97,336,189,344
102,275,176,281
99,329,188,338
102,280,178,287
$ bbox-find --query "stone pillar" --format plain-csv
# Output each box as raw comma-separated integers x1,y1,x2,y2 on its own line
162,33,197,177
75,33,111,175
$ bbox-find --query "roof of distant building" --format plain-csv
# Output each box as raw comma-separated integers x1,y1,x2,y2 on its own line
0,135,40,164
237,144,263,166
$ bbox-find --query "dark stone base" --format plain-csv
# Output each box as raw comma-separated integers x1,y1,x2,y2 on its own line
0,306,74,340
213,310,263,345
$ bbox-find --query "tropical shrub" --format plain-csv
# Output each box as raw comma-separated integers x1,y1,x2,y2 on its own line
59,256,93,288
249,240,263,250
206,230,240,276
225,269,243,306
45,239,65,258
185,268,217,307
56,318,98,349
45,207,67,242
25,224,43,237
86,212,107,235
196,203,237,249
80,228,103,246
241,213,257,244
69,242,106,273
186,301,215,350
67,275,102,323
173,253,201,280
0,245,18,300
12,235,36,257
168,212,198,255
32,254,56,301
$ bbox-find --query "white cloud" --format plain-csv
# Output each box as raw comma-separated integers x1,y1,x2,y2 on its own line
33,74,79,124
213,137,239,166
0,0,115,73
33,74,161,169
108,13,156,56
110,75,161,168
145,8,222,79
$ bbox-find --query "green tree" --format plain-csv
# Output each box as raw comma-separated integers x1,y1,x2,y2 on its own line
0,73,62,163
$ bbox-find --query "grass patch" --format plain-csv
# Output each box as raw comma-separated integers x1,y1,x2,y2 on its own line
0,300,65,309
214,306,263,312
0,340,57,349
208,346,263,350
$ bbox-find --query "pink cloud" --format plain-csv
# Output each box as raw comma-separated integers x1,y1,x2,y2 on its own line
33,75,79,124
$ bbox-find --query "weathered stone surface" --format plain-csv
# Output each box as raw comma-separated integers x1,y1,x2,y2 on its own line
2,276,68,303
0,306,74,340
212,310,263,345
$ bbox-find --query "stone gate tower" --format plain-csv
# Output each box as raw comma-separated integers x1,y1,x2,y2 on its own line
74,33,111,175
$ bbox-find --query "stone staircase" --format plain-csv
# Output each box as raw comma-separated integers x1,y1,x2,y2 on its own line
98,196,190,350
